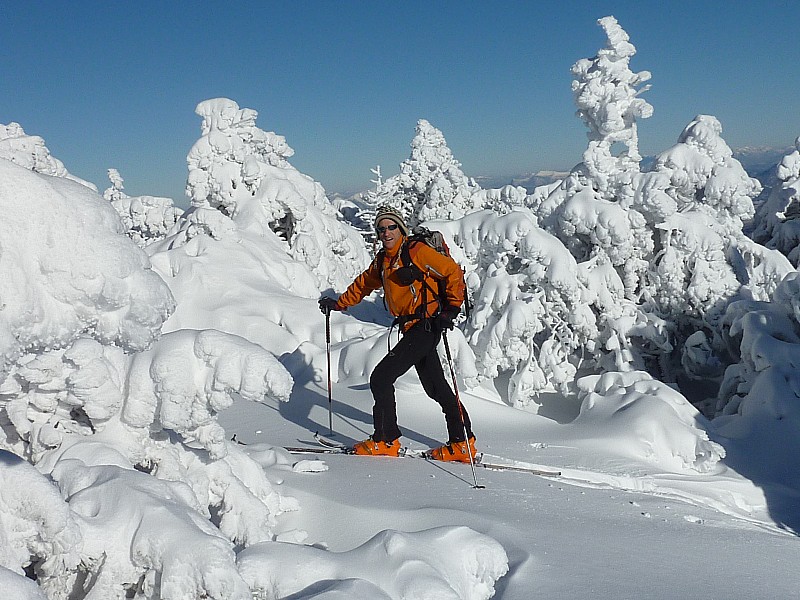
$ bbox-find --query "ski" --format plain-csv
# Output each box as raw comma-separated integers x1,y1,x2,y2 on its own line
311,432,561,477
283,445,351,455
475,457,561,477
236,433,561,478
314,432,350,450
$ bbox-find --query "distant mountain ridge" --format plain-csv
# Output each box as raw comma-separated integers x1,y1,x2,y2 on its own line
733,145,794,178
332,146,794,200
473,170,570,192
474,146,793,194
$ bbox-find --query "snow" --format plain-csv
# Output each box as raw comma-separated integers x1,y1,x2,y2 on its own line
2,15,800,600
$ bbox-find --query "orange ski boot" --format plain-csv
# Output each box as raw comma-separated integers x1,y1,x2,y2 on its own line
429,437,477,463
352,437,401,457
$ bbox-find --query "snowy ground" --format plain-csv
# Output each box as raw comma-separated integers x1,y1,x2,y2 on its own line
219,348,800,599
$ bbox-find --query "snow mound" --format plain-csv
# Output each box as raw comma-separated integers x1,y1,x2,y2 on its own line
0,159,175,381
50,448,252,600
0,567,47,600
238,526,508,600
124,329,293,459
575,371,725,473
0,450,82,594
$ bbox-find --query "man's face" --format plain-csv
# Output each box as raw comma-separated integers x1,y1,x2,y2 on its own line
377,218,402,250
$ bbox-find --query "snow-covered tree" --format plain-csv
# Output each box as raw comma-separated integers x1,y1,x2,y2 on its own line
341,166,387,249
0,159,174,384
571,15,653,192
0,155,300,599
103,168,127,202
471,184,529,215
0,122,97,190
378,119,483,227
433,209,670,406
750,138,800,265
715,272,800,450
636,116,792,384
180,98,369,292
539,15,655,298
104,169,183,248
533,17,789,390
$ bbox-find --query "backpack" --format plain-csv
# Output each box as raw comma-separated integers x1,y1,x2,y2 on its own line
376,226,471,321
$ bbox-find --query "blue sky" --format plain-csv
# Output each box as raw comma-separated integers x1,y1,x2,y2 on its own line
2,1,799,204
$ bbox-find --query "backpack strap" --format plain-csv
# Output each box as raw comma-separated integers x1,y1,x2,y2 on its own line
403,240,447,320
379,239,452,331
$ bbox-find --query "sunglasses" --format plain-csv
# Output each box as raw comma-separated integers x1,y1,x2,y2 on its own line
377,224,399,234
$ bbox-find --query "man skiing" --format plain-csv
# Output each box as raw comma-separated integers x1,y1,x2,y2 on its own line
319,205,476,461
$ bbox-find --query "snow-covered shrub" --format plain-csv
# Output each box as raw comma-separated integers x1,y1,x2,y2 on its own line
2,349,296,598
45,441,254,600
104,169,183,248
638,116,791,372
716,271,800,419
109,194,183,248
471,184,529,215
377,119,483,226
0,450,82,596
0,122,96,190
713,273,800,482
434,210,669,406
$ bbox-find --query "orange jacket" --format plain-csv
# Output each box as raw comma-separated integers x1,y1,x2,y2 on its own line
336,237,465,331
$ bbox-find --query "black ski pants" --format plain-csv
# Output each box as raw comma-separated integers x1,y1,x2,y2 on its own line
369,320,473,443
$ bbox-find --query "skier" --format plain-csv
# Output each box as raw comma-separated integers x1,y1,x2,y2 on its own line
319,205,476,461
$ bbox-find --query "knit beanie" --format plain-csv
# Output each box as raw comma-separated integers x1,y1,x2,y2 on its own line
374,205,410,236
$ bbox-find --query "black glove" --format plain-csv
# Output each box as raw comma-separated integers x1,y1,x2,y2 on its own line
436,310,458,330
318,296,339,314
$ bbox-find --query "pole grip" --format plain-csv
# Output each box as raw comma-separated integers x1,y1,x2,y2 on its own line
325,309,331,343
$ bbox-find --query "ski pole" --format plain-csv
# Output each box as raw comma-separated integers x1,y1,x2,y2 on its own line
325,306,333,435
442,331,483,489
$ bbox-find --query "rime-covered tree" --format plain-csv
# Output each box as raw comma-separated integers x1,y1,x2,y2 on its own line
631,116,790,384
0,122,96,190
749,138,800,265
533,17,789,389
378,119,482,227
104,169,183,248
571,15,653,191
179,98,368,293
715,272,800,436
349,166,386,248
538,16,655,298
433,209,670,406
103,168,127,202
0,141,299,600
